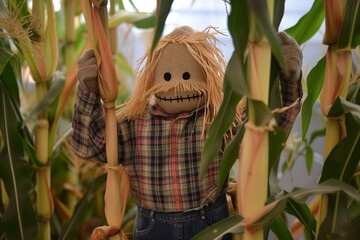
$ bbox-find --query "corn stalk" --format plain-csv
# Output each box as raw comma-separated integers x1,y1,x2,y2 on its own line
237,1,276,239
0,0,59,238
0,0,60,236
317,0,355,235
61,0,79,215
80,0,129,239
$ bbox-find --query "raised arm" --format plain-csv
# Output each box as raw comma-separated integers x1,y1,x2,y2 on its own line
71,49,107,162
278,32,303,135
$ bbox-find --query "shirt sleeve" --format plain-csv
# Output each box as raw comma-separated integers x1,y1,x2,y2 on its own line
71,85,107,163
279,71,303,135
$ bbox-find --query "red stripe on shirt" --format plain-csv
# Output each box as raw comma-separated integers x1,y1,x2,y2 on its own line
171,121,181,210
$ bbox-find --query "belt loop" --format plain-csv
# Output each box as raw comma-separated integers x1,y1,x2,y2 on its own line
150,210,155,222
200,208,205,220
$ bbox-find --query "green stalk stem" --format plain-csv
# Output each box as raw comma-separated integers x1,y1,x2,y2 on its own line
62,0,78,214
104,106,122,240
64,0,76,71
35,83,52,240
238,1,273,239
317,42,351,240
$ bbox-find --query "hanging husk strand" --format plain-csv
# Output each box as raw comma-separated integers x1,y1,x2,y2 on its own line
80,0,129,239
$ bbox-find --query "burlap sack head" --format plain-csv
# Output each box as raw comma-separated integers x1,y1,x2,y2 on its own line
118,26,237,127
151,26,207,113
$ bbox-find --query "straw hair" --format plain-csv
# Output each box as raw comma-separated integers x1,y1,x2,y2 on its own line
117,26,243,126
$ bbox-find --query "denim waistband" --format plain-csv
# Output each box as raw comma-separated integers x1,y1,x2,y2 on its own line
137,195,227,222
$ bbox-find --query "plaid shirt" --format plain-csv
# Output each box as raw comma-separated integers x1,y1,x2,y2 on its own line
72,77,302,212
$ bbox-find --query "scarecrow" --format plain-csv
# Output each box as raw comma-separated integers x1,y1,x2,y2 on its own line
73,26,302,240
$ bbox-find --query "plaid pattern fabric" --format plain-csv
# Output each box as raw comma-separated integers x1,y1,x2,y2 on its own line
279,72,303,134
72,75,302,211
72,86,223,211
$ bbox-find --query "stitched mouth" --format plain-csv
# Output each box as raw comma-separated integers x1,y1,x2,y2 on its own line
155,93,204,103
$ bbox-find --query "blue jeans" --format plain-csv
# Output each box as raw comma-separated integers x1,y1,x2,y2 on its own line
133,195,231,240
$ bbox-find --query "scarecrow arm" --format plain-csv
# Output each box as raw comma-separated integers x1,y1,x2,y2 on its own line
71,85,107,162
278,32,303,135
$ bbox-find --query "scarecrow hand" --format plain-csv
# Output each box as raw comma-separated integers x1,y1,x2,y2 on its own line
77,49,99,93
226,181,238,213
278,32,302,83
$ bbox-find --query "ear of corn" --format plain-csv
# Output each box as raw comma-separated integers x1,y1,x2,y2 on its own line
26,1,59,239
43,0,58,81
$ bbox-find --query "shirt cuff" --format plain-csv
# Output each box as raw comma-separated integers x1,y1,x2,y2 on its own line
76,84,102,116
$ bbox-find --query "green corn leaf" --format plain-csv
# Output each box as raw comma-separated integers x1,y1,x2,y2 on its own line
217,121,246,193
24,74,65,123
320,102,360,183
285,0,325,45
285,199,316,239
328,214,360,240
301,56,326,139
248,99,273,127
347,80,360,105
200,78,242,180
109,11,155,29
194,179,360,239
270,216,293,240
0,47,13,76
127,0,139,12
200,51,247,180
247,0,286,71
225,53,249,96
305,144,314,175
254,179,360,228
338,0,360,50
0,46,21,101
317,190,351,239
273,0,285,31
229,0,249,63
132,15,156,29
0,0,5,13
269,125,287,176
192,214,244,240
151,0,173,52
200,0,250,180
351,4,360,47
115,52,134,77
58,174,106,240
327,97,360,124
309,127,326,144
0,67,38,240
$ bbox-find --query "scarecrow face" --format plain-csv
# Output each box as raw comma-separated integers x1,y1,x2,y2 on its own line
153,43,206,114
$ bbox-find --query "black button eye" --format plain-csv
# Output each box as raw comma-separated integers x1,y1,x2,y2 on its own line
164,72,171,81
182,72,190,80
